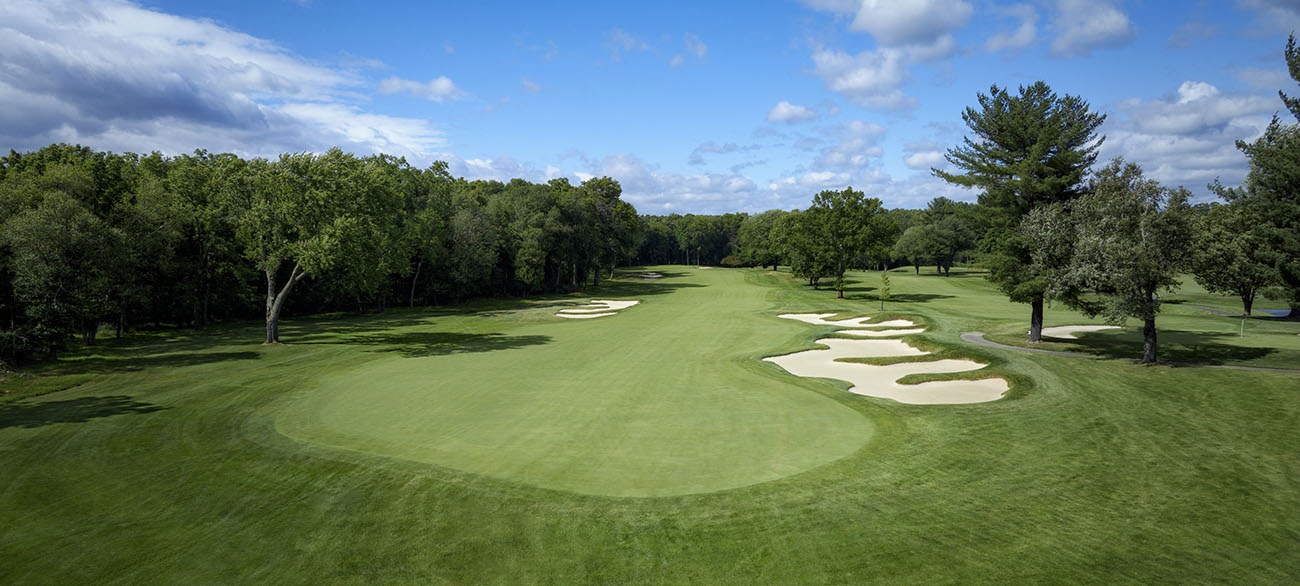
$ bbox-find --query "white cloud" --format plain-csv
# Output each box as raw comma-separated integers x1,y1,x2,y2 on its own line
811,47,916,110
670,55,685,68
1104,81,1277,198
903,141,945,170
767,101,819,123
803,0,967,109
0,0,447,163
986,4,1038,52
1049,0,1135,57
805,0,973,47
377,76,465,102
521,78,541,93
812,120,886,170
1119,81,1274,135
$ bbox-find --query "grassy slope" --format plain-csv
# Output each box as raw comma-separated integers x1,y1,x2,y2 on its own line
0,266,1297,584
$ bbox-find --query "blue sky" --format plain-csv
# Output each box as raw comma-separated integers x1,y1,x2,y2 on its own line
1,0,1297,212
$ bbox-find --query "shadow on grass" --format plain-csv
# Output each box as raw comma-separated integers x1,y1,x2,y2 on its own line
55,351,261,374
890,293,957,303
0,395,165,429
332,332,552,358
998,329,1278,366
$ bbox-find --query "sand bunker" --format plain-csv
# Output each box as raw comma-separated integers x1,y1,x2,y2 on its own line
556,299,639,319
640,272,663,280
765,313,1008,405
777,313,917,328
1040,325,1122,339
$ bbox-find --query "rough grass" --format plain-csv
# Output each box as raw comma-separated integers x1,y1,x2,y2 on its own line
0,265,1297,584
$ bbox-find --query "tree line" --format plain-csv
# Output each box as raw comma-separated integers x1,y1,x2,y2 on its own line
0,146,639,358
3,38,1297,367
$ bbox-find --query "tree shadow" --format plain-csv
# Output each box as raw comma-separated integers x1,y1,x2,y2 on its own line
332,332,553,358
54,351,261,374
1035,329,1278,365
889,293,957,303
0,395,165,429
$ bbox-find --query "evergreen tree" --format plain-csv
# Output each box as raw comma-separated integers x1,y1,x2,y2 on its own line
935,81,1106,342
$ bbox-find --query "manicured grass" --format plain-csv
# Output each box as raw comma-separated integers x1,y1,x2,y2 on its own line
275,268,871,497
1,266,1297,584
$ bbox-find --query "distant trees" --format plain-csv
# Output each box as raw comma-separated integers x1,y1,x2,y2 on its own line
1190,203,1276,316
806,187,890,298
736,210,788,269
0,144,645,357
890,197,976,276
936,81,1106,342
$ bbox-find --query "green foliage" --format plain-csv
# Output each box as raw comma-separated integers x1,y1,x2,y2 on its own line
736,209,788,268
936,81,1106,339
805,187,891,297
1189,203,1277,315
879,270,891,309
1214,34,1300,311
1027,158,1194,362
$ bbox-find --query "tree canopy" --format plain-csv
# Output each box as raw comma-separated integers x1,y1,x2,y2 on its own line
935,81,1107,342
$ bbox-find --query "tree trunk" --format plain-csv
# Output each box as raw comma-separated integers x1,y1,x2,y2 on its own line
1028,297,1044,343
592,266,600,287
265,262,305,344
1142,315,1157,364
409,260,422,309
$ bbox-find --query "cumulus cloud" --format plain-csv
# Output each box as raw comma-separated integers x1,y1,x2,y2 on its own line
811,120,886,171
986,4,1038,52
0,0,445,161
1103,81,1276,198
1049,0,1135,57
805,0,973,47
804,0,968,110
377,76,465,102
810,46,917,110
767,101,820,124
902,141,945,170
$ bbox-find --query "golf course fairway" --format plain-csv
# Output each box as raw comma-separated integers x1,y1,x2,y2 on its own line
275,267,872,497
3,265,1298,585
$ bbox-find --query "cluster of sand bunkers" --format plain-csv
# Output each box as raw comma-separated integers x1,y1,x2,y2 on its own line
765,313,1009,405
555,299,640,319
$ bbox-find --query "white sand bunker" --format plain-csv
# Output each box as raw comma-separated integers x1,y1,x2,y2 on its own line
765,313,1008,405
777,313,917,329
556,299,640,319
1040,325,1122,339
640,272,663,280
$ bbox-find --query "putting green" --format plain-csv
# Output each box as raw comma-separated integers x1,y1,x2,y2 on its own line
275,268,872,497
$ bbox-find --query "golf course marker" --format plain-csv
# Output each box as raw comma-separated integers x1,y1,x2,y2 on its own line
766,313,1008,405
